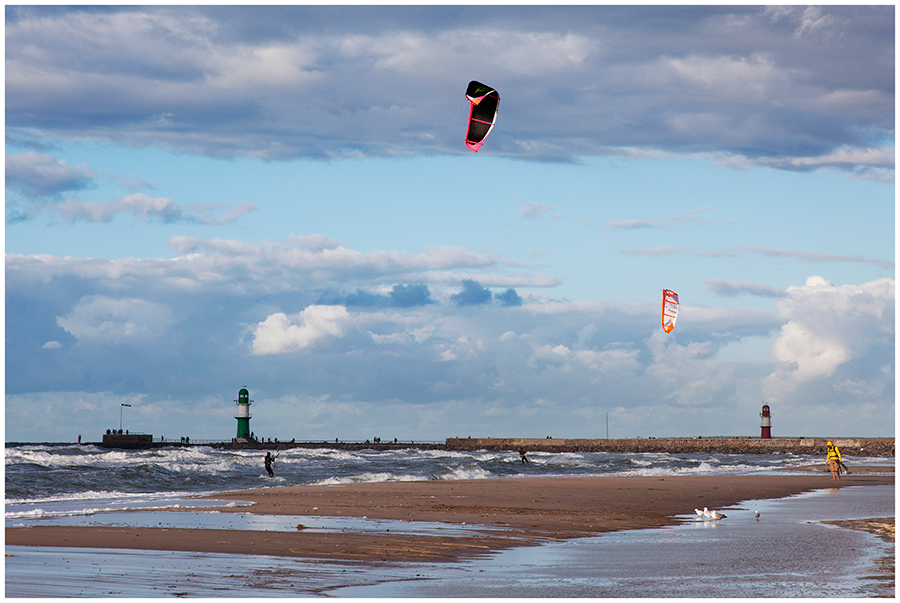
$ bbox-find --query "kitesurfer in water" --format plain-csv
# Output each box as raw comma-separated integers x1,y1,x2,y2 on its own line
519,448,529,464
264,451,276,477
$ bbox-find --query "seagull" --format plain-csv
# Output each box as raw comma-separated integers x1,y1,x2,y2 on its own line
694,507,727,521
754,510,760,520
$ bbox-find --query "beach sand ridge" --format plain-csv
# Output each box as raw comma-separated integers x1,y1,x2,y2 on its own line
7,472,894,563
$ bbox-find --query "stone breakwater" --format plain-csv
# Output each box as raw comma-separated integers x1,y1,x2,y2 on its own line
91,436,894,456
445,437,895,457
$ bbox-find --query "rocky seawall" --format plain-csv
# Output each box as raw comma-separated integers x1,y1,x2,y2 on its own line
445,437,895,457
89,436,894,456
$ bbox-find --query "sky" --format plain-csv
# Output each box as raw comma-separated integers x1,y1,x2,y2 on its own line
5,5,895,443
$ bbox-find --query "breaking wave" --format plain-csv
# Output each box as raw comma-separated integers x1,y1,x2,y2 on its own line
6,442,891,521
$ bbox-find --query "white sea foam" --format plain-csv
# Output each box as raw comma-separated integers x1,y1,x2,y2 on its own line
260,474,287,482
6,443,892,519
415,449,473,459
535,452,592,468
312,472,428,486
293,449,361,462
436,465,493,480
6,489,192,506
4,500,245,520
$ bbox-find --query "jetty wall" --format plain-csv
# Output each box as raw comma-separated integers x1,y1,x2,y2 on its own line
210,441,446,452
445,437,894,457
89,436,894,456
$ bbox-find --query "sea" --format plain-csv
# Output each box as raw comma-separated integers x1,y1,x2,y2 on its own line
5,443,895,597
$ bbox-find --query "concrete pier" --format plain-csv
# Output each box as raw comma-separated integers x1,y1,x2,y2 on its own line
445,437,895,457
90,436,894,456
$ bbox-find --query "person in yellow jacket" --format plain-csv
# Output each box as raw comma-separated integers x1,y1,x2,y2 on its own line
826,441,842,481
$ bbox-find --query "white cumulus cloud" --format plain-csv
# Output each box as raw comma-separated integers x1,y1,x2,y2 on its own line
252,305,350,355
763,276,894,397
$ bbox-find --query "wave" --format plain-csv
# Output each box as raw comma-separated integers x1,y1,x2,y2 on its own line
6,499,250,520
5,443,892,520
5,489,198,506
431,464,494,481
313,472,429,486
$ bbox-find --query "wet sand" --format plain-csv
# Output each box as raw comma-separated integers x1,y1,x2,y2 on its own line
825,517,894,541
824,516,895,589
7,471,893,563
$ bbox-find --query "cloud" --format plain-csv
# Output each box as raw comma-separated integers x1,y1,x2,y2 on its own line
603,219,655,230
604,207,730,230
57,295,173,343
5,6,893,177
180,201,260,226
518,202,563,221
451,280,493,306
620,245,893,270
318,289,385,308
793,6,835,38
530,343,641,374
16,193,259,225
6,152,159,205
251,305,351,355
641,330,742,407
741,247,895,270
620,246,694,257
287,233,342,253
749,146,895,182
6,152,97,198
317,284,434,308
652,54,783,103
495,288,523,307
8,236,553,305
390,284,433,307
763,276,894,398
705,278,786,298
9,236,889,439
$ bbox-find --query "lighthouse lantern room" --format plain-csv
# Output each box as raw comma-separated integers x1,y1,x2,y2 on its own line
235,387,252,442
759,404,772,439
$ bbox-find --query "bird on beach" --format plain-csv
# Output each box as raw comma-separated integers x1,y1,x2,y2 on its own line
754,510,760,520
695,506,726,520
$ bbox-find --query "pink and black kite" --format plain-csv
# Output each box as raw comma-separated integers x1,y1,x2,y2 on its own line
464,81,500,152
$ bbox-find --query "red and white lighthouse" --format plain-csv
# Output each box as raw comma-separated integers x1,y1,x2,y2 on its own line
760,404,772,439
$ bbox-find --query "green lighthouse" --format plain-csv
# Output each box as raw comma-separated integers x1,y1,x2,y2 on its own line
235,387,252,441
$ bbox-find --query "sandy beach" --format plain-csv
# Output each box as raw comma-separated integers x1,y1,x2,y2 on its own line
7,470,893,563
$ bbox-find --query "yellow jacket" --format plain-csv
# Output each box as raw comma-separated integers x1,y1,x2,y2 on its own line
826,444,841,462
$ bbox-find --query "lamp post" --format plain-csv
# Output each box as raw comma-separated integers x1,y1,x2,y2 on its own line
120,403,131,432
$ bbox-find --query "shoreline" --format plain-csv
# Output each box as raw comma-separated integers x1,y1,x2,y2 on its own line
7,471,894,563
